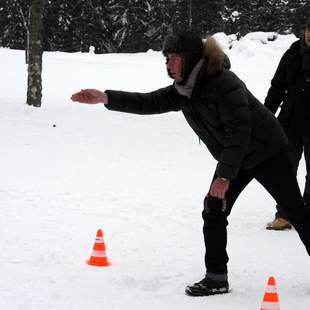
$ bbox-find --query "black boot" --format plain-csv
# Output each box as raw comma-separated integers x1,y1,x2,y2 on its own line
185,276,229,296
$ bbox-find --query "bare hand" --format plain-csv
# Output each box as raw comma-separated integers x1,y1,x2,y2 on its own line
209,177,230,199
71,89,108,104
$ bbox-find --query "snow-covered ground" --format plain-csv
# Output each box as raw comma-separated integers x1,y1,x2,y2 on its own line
1,32,310,310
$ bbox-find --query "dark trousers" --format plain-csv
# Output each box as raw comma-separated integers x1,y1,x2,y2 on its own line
276,131,310,219
202,147,310,275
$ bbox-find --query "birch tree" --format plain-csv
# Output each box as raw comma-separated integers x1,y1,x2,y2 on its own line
26,0,45,107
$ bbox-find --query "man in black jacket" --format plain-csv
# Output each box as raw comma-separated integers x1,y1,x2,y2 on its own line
71,32,310,296
265,18,310,231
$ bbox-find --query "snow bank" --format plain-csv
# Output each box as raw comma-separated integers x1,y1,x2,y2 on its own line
213,31,298,59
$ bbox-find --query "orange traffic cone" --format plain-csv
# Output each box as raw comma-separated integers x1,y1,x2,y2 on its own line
86,229,110,267
260,276,280,310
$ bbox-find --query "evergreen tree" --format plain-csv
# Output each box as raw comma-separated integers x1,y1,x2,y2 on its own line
222,0,243,35
108,0,152,52
192,0,225,36
43,0,75,51
88,0,113,53
0,0,30,49
262,0,290,33
69,0,95,52
171,0,190,33
237,0,260,35
288,0,310,36
142,0,173,51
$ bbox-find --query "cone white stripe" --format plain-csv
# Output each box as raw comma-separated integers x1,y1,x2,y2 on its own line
265,285,277,293
95,237,104,243
261,301,280,310
91,250,106,257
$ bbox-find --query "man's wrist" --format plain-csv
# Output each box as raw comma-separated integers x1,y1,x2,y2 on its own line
101,92,108,104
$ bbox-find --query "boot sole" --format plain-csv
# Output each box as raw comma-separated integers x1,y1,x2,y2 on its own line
266,225,292,231
185,286,231,297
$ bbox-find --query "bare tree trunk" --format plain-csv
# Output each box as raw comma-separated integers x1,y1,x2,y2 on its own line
26,0,45,107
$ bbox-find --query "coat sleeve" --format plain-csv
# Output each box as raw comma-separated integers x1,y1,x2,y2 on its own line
105,86,181,114
215,76,251,179
264,51,288,114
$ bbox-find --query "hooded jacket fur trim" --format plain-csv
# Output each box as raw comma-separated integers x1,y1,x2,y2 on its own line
203,37,226,75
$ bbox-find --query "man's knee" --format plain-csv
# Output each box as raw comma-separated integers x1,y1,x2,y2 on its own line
202,195,228,222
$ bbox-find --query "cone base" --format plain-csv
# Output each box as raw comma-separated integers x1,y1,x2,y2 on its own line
86,259,111,267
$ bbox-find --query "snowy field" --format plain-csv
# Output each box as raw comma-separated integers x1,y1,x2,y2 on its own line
1,32,310,309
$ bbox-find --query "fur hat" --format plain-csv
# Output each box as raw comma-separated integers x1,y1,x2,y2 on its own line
162,31,203,83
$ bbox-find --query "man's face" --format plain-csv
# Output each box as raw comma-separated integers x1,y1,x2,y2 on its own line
166,53,183,82
305,28,310,47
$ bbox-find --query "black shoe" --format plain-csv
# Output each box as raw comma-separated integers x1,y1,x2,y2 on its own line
185,277,229,296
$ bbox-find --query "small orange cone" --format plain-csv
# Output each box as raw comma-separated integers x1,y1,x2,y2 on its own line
86,229,111,267
260,276,280,310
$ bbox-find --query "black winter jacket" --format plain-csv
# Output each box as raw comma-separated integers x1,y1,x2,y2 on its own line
265,39,310,134
105,38,287,180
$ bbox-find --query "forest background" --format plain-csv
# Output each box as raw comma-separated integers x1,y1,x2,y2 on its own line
1,0,310,54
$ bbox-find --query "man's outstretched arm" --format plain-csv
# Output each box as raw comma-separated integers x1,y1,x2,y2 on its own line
71,86,181,115
71,89,108,104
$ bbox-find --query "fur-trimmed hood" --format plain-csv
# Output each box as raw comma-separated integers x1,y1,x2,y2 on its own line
203,37,230,75
162,32,230,79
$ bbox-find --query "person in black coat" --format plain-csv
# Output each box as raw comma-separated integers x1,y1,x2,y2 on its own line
71,32,310,297
265,18,310,231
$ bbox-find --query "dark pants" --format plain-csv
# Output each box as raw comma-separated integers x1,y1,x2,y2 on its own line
276,132,310,220
202,147,310,275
